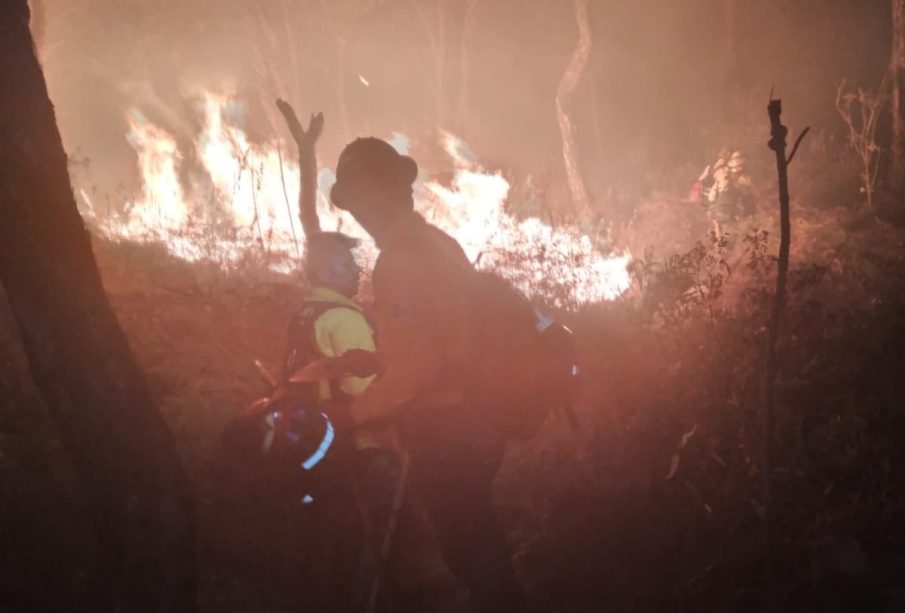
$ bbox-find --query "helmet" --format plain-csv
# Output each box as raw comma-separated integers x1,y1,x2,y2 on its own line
727,151,747,170
330,137,418,210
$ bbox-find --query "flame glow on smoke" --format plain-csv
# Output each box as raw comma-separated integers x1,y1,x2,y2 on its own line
94,92,630,305
419,131,631,303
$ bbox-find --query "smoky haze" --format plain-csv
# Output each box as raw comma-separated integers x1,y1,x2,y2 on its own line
37,0,888,216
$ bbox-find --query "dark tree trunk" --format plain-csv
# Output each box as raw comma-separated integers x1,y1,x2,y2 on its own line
764,99,807,610
27,0,45,54
0,4,196,612
890,0,905,188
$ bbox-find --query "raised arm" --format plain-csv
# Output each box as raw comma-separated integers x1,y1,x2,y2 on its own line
275,99,324,238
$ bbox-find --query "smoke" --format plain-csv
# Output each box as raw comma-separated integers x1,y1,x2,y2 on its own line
40,0,890,253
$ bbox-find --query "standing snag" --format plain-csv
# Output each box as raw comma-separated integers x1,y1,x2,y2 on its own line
276,99,324,238
762,97,808,600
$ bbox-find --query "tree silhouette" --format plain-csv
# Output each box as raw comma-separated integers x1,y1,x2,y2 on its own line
0,3,196,611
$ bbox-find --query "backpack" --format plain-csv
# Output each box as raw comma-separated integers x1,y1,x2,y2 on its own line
460,271,579,440
284,300,367,402
383,218,578,441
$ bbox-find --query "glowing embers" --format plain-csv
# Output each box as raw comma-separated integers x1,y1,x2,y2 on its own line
111,94,363,269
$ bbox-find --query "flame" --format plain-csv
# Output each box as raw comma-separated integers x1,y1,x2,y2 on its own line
419,131,631,303
101,92,630,304
125,113,189,232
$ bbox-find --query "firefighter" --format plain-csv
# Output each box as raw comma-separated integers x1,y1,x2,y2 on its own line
284,231,376,407
330,137,525,613
697,149,755,234
286,231,460,612
216,232,378,610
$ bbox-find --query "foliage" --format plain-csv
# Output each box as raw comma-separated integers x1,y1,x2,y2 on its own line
502,212,905,612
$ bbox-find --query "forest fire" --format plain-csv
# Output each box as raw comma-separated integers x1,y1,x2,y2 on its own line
100,92,631,303
9,2,905,612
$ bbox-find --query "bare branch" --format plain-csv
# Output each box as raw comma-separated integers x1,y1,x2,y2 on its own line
556,0,593,220
835,76,889,210
786,126,811,165
275,99,323,237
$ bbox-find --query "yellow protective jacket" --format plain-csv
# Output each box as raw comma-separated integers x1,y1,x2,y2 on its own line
299,286,395,450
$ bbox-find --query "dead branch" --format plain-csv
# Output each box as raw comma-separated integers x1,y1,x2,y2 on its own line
556,0,593,220
836,77,889,210
276,99,324,238
786,126,811,165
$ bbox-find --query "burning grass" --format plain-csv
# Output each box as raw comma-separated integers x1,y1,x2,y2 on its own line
78,92,631,306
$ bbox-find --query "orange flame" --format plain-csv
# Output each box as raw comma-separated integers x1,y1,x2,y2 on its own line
125,113,189,232
101,93,630,303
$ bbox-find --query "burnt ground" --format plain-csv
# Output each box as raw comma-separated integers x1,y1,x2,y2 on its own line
2,202,905,612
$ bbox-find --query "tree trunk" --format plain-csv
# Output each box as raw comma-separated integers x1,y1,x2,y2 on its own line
890,0,905,188
556,0,593,220
27,0,45,55
0,4,196,612
764,99,807,609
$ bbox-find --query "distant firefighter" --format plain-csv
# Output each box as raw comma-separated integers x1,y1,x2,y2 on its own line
691,150,755,232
